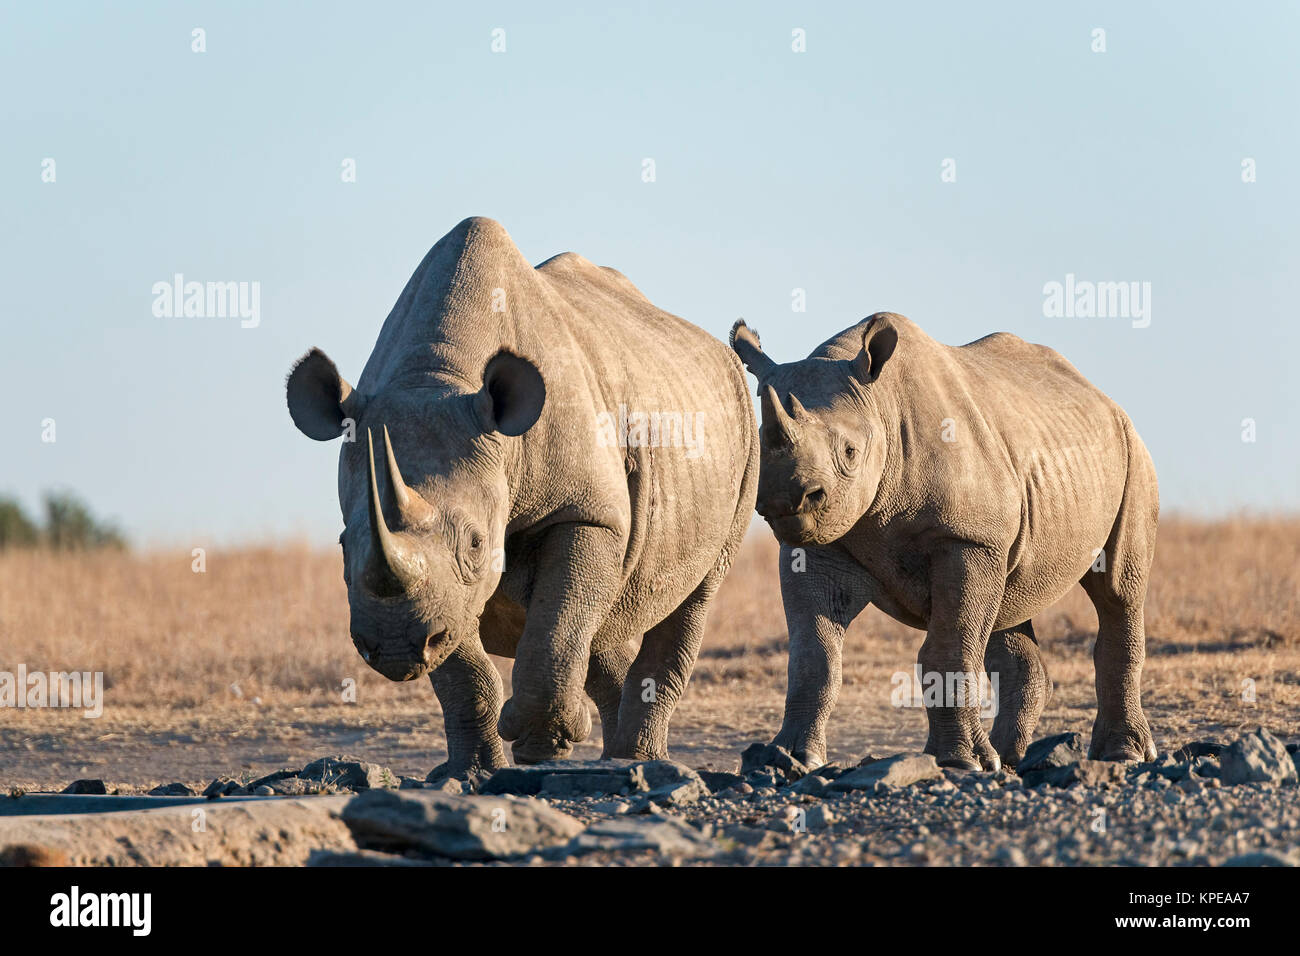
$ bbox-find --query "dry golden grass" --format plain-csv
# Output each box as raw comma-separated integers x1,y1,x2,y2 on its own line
1,516,1297,789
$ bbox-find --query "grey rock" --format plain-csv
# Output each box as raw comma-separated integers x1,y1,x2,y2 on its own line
61,779,107,795
1192,756,1221,779
638,760,705,791
829,753,943,792
1152,762,1191,782
481,760,637,796
745,770,782,789
631,764,712,806
1018,733,1084,773
247,769,299,790
558,815,717,858
790,774,830,796
480,759,703,804
341,789,583,861
1220,729,1298,786
266,776,315,796
697,770,745,793
147,783,195,796
740,743,809,782
1173,741,1223,763
1022,760,1126,789
540,771,631,798
300,755,399,791
202,777,246,797
631,777,706,812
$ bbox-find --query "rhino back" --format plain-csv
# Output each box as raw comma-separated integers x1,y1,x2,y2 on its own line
352,218,754,625
843,315,1139,625
530,250,757,623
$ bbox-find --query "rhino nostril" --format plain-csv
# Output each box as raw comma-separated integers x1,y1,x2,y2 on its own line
424,629,449,652
352,634,379,661
801,487,825,511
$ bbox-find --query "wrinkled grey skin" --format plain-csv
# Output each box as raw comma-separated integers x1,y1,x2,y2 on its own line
731,313,1158,770
287,217,757,778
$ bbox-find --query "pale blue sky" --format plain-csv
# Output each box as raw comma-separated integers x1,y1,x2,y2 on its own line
2,1,1297,546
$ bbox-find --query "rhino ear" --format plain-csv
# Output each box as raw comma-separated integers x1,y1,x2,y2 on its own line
729,320,776,379
479,350,545,437
853,315,899,385
286,348,361,441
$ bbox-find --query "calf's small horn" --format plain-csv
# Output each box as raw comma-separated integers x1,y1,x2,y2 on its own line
762,385,800,444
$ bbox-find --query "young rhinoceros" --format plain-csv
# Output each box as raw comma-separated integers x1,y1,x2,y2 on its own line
286,217,757,778
730,312,1158,770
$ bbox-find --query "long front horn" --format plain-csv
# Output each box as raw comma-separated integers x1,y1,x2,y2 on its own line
380,425,433,525
762,385,800,445
366,429,422,591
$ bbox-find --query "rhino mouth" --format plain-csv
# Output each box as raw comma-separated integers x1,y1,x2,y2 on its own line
765,511,819,545
354,628,456,681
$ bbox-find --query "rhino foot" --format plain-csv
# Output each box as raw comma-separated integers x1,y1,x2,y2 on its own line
925,709,1002,772
770,731,826,772
426,748,508,786
1089,712,1157,762
498,695,592,764
511,734,575,765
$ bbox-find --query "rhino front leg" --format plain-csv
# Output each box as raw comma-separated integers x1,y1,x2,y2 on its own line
772,544,871,769
497,523,623,764
921,545,1005,771
426,633,508,783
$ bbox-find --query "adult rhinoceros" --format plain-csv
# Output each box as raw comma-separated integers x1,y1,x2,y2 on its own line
730,312,1159,771
286,217,757,777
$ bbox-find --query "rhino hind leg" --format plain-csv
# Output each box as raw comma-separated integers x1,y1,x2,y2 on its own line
426,634,509,783
1081,424,1159,763
1081,589,1158,762
984,620,1052,769
607,578,718,760
585,640,636,757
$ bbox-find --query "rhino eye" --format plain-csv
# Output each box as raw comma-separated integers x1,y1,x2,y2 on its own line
844,443,857,460
470,531,483,551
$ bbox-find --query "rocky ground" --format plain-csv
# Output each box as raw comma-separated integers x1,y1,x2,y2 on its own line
4,728,1297,866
